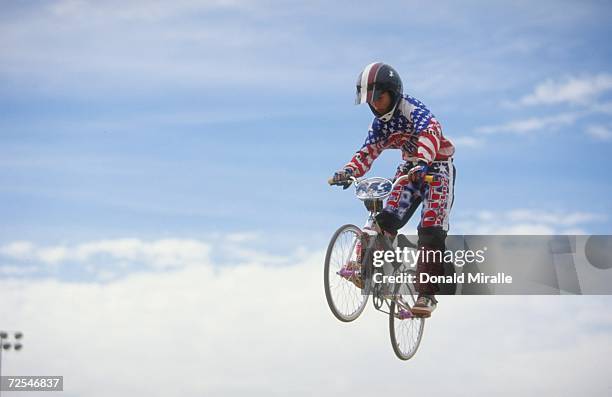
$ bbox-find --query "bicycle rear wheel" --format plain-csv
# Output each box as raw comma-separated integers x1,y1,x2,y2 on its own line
389,278,425,360
324,224,369,322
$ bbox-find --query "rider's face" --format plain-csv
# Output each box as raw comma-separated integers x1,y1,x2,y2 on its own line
370,91,392,114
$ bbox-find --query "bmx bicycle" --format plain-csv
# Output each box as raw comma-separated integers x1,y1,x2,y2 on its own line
324,174,433,360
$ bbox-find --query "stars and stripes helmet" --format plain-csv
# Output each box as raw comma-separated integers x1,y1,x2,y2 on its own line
355,62,403,122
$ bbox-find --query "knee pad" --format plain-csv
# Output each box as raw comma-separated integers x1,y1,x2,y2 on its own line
375,211,403,234
418,227,447,250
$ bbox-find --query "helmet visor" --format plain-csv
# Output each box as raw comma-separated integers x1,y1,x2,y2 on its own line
355,83,384,105
355,62,385,105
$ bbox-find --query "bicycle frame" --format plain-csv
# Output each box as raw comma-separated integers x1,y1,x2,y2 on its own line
345,174,431,317
325,174,428,360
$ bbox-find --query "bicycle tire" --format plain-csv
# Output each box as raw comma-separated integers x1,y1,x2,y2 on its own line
389,278,425,360
324,224,369,322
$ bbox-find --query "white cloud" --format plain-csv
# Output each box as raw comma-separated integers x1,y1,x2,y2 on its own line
476,101,612,137
0,236,314,279
47,0,244,22
590,101,612,115
0,241,35,258
0,236,611,396
223,231,261,243
476,113,580,134
0,264,39,276
1,0,590,104
491,223,557,235
518,74,612,106
0,238,212,274
453,209,603,235
481,78,612,138
585,124,612,141
73,238,211,269
37,246,69,265
451,136,485,148
507,209,601,226
0,0,336,98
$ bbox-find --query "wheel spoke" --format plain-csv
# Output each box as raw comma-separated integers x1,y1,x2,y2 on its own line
324,225,368,322
389,281,425,360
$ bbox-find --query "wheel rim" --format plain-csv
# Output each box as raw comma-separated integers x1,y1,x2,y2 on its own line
325,226,369,322
390,283,425,360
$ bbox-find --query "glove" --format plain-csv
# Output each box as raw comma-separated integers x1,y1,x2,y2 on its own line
330,168,354,189
332,168,353,183
406,162,429,183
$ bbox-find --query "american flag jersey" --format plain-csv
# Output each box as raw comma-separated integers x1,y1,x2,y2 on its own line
344,94,455,177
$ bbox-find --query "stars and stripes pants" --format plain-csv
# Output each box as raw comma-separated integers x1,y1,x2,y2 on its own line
376,158,456,295
377,158,455,232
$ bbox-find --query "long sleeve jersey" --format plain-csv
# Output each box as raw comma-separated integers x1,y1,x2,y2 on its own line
344,94,455,177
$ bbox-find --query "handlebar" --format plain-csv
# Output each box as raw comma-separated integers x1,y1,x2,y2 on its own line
395,174,435,185
328,174,433,187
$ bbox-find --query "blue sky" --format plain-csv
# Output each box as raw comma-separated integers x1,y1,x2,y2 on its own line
0,0,611,280
1,2,612,395
2,0,612,246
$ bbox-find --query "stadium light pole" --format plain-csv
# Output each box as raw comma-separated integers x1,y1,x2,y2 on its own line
0,331,24,397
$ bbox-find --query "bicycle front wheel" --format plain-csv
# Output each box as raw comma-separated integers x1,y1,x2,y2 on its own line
324,224,369,322
389,279,425,360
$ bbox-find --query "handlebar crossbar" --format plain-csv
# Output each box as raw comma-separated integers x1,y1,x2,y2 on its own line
328,174,434,187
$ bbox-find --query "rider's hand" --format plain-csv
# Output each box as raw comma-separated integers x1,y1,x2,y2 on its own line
332,168,353,183
330,168,354,189
406,162,429,183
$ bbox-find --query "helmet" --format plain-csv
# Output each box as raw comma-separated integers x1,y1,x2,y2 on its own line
355,62,403,122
